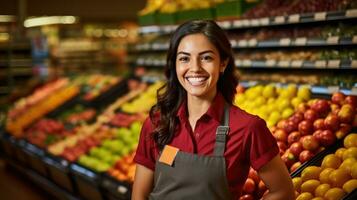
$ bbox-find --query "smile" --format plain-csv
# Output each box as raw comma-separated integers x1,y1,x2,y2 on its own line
185,76,208,86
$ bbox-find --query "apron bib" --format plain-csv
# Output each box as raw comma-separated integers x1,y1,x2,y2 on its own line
149,105,232,200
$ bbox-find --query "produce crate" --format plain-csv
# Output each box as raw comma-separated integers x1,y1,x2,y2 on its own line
101,174,132,200
215,0,260,19
177,8,215,23
138,13,157,26
70,163,104,200
157,12,177,25
23,142,49,177
43,154,75,193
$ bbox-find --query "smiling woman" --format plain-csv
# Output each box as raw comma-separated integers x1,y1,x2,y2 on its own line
132,20,294,200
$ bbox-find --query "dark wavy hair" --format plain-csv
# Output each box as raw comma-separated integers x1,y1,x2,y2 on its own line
149,20,239,149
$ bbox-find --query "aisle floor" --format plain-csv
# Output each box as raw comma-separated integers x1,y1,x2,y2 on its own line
0,157,54,200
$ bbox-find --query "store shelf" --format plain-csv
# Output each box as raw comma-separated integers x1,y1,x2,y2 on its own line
138,9,357,35
130,36,357,52
235,59,357,69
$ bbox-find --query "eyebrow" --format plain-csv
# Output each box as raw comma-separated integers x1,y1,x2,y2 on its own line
177,50,216,56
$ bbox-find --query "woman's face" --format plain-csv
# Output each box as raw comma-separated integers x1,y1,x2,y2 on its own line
175,33,226,100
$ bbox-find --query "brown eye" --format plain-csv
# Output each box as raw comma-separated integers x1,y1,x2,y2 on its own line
178,56,189,63
201,55,213,62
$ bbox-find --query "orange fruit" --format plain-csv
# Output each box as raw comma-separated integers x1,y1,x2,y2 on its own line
296,192,314,200
301,179,320,193
329,168,351,187
335,147,346,159
343,147,357,160
344,133,357,148
339,157,356,175
292,177,303,192
314,183,331,197
320,168,334,184
324,187,346,200
302,166,322,181
321,154,342,169
352,162,357,179
342,179,357,193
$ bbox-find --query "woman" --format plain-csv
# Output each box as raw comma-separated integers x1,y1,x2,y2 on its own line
132,20,294,200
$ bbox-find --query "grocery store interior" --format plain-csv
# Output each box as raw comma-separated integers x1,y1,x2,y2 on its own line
0,0,356,200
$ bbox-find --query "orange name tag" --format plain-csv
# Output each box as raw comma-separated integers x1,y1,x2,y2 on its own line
159,145,179,166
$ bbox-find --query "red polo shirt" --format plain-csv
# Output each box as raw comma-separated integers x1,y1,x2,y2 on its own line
134,92,279,199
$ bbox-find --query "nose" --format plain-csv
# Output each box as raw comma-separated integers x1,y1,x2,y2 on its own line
190,57,202,72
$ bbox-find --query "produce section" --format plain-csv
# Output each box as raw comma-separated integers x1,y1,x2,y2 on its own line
1,0,357,200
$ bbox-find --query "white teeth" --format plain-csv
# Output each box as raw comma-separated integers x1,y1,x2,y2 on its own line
186,77,207,86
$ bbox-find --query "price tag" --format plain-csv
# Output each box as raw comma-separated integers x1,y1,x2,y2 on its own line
327,86,339,93
238,40,248,47
274,16,285,24
291,60,303,68
279,38,291,46
346,9,357,17
288,14,300,23
259,18,270,25
218,21,231,29
242,60,252,66
327,60,341,68
314,12,327,21
242,19,251,27
266,60,276,67
295,37,307,46
248,39,258,46
251,19,260,26
278,60,290,67
352,35,357,44
352,87,357,95
327,36,339,44
233,20,243,27
230,39,237,47
314,60,327,68
351,60,357,68
117,185,128,194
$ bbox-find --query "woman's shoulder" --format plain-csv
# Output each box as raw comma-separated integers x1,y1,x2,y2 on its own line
230,104,267,129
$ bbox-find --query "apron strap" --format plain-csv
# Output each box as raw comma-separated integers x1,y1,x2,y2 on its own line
214,104,230,156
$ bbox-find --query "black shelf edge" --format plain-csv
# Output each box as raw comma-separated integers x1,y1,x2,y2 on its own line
138,9,357,35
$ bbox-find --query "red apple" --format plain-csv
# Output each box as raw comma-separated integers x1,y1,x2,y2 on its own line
345,95,357,107
248,168,260,185
288,131,301,145
298,120,314,136
299,150,314,163
239,194,254,200
311,99,330,116
290,112,304,124
324,114,340,131
281,150,296,168
313,118,325,130
319,130,336,147
313,130,323,141
301,135,319,151
277,141,287,152
277,119,288,129
285,120,298,133
274,129,288,142
289,142,303,157
290,161,302,173
243,178,256,194
335,123,352,139
304,109,319,122
338,104,355,123
331,92,346,105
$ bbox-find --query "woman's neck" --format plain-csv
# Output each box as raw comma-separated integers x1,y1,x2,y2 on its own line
187,90,217,131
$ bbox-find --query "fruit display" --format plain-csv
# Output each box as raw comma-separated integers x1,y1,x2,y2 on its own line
24,119,74,148
121,81,164,114
57,104,96,125
234,84,312,127
243,0,356,19
78,121,142,172
109,112,147,127
6,84,80,137
73,74,122,101
273,92,357,172
108,152,136,183
293,133,357,200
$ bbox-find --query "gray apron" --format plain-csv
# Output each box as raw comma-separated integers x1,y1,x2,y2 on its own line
149,105,233,200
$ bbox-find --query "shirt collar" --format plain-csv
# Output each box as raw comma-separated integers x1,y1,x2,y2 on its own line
176,92,226,124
